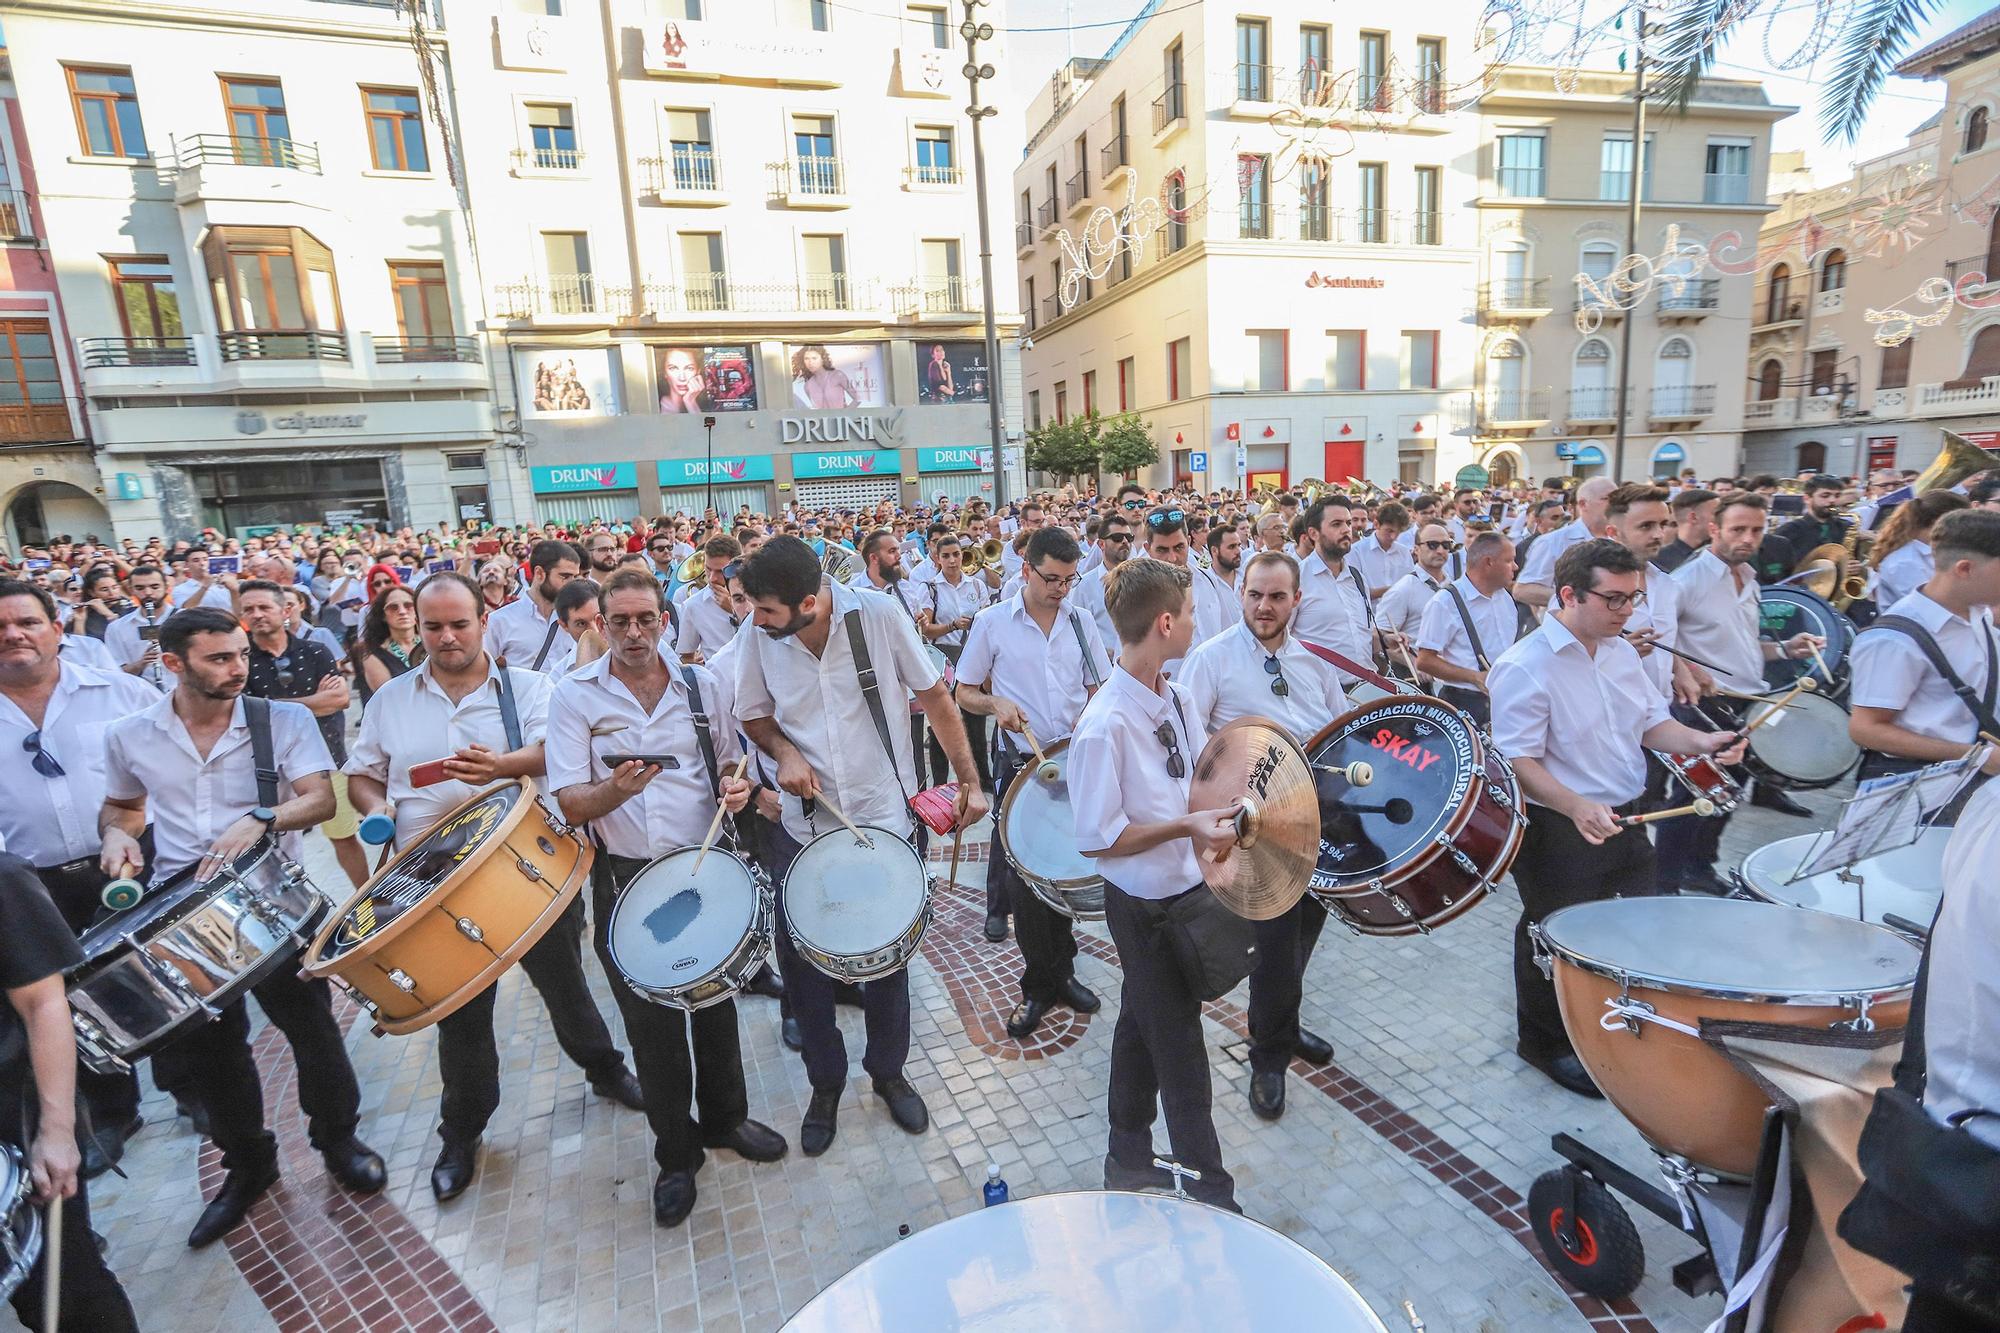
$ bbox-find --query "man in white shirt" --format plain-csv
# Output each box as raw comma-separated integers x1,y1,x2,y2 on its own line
1201,524,1247,591
1293,496,1377,684
675,535,744,664
1178,553,1350,1120
485,539,581,671
1074,513,1135,651
1414,531,1518,727
1445,490,1484,545
1354,501,1414,599
734,537,988,1156
911,532,994,792
102,564,174,692
1140,507,1231,675
345,573,642,1204
955,527,1111,1038
1488,540,1745,1097
1070,558,1243,1210
169,547,237,612
1374,522,1452,682
547,568,786,1229
98,607,385,1247
1515,476,1615,610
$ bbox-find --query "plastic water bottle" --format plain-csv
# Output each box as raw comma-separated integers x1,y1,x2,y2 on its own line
982,1163,1009,1207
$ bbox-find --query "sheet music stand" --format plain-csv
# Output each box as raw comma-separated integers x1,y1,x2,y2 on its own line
1782,746,1988,923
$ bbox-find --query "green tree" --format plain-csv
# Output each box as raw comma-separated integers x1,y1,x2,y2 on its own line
1097,412,1160,479
1025,412,1105,483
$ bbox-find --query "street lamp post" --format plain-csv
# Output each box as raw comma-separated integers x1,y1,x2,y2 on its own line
702,414,717,521
1610,7,1646,483
959,0,1009,510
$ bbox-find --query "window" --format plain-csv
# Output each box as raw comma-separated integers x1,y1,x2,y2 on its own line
1704,140,1751,204
1117,356,1134,410
1578,241,1617,307
666,109,715,189
1168,337,1190,400
448,451,486,471
810,0,830,32
1072,131,1089,202
1107,97,1128,170
1239,154,1270,237
1402,330,1438,390
67,66,148,158
1810,348,1837,396
200,226,343,351
0,322,65,439
1879,338,1912,390
1165,171,1187,252
1757,358,1783,400
920,238,961,308
1328,330,1365,391
1413,166,1440,244
1496,133,1544,197
389,261,453,340
915,126,955,183
541,231,595,312
1236,19,1270,101
1161,40,1185,125
527,103,581,170
363,88,428,172
1358,32,1388,111
1358,163,1384,243
909,4,947,47
792,115,838,194
1415,38,1444,112
1083,370,1096,414
1988,208,2000,277
680,232,726,309
1299,156,1330,241
1024,276,1035,330
1055,381,1068,423
1250,330,1287,390
1968,106,1989,154
803,233,848,308
1766,262,1793,322
1599,134,1653,201
1300,25,1330,102
1572,338,1611,415
110,257,182,344
222,78,292,165
1028,390,1041,429
1821,248,1846,291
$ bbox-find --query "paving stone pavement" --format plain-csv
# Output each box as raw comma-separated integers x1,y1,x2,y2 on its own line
87,783,1855,1331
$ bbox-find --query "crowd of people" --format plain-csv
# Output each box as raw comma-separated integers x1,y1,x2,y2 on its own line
1,457,1997,1330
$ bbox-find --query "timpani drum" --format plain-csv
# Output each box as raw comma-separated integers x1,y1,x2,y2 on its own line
1534,897,1918,1179
1734,829,1946,932
782,824,933,983
994,738,1106,920
1739,689,1860,791
781,1191,1390,1332
0,1143,42,1303
607,847,774,1010
301,779,592,1034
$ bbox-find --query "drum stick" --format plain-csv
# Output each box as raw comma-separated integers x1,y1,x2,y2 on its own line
1617,797,1718,826
1395,636,1423,684
1714,684,1804,704
809,791,873,846
946,825,964,892
1015,716,1054,778
691,756,752,873
1621,632,1732,678
1809,641,1833,683
1741,678,1815,737
42,1192,61,1332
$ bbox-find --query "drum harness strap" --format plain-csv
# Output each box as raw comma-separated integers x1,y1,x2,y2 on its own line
1866,614,2000,739
530,616,563,673
244,695,281,813
1440,580,1492,673
830,609,913,841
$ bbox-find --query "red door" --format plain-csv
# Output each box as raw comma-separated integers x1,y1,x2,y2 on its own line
1324,440,1365,484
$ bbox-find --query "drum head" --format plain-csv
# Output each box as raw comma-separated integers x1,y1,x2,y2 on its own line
610,850,758,989
785,829,926,956
1759,586,1853,691
998,747,1101,887
1745,691,1859,785
77,841,275,964
319,782,521,960
1539,897,1919,1001
1305,697,1481,889
1739,829,1948,927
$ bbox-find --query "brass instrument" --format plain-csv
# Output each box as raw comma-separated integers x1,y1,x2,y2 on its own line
1837,524,1871,608
1794,542,1849,603
1914,429,1997,494
675,550,706,585
963,538,1004,575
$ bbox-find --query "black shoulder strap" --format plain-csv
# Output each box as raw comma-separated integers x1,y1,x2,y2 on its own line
679,664,722,798
1347,562,1371,609
495,666,525,752
1068,607,1103,689
844,607,912,803
1442,582,1491,672
530,616,563,672
243,695,280,809
1870,614,2000,737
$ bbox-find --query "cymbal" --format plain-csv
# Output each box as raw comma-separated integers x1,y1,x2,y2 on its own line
1187,717,1323,921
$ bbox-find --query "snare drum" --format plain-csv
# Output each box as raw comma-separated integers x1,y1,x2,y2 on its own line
1735,828,1946,930
782,824,932,983
1534,896,1917,1178
994,738,1106,920
66,840,328,1073
1739,689,1860,791
1303,695,1525,935
1759,585,1854,694
1649,749,1742,812
607,848,773,1010
0,1143,43,1303
302,779,591,1035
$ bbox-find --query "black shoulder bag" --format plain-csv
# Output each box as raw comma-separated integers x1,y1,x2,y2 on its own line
1155,690,1257,1002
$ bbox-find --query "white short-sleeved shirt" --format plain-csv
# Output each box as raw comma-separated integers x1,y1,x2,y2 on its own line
732,579,942,843
0,662,159,865
1516,518,1592,591
1851,591,1999,745
1415,576,1519,672
1670,548,1767,693
920,573,988,650
1622,565,1683,697
104,693,333,881
956,593,1110,747
1293,551,1374,675
1489,615,1671,808
1373,572,1442,639
1874,540,1932,610
103,604,172,691
546,655,742,860
1353,533,1412,595
59,633,115,670
1926,780,2000,1149
675,586,741,661
344,659,554,847
485,594,566,671
171,579,235,612
1068,666,1207,897
1177,622,1350,741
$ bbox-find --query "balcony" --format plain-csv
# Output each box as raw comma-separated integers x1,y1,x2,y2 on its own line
1042,294,1061,326
891,278,980,316
0,188,35,241
81,337,197,369
0,403,78,444
1298,203,1331,242
628,277,881,317
1481,278,1552,320
1743,398,1797,426
1479,389,1551,429
1411,80,1446,115
1658,279,1719,317
1649,384,1715,421
1814,287,1845,316
1151,84,1186,137
1915,376,2000,416
904,164,964,189
1015,220,1035,253
1036,197,1057,232
1567,387,1619,423
512,145,585,174
176,134,320,173
769,157,848,207
76,330,486,409
1702,173,1752,205
171,134,325,208
1100,135,1131,182
1574,292,1623,323
1232,62,1275,107
1942,254,2000,292
1256,206,1442,245
494,275,603,319
1065,169,1090,214
640,146,723,203
1239,201,1272,239
374,335,480,364
216,330,348,362
1754,297,1804,331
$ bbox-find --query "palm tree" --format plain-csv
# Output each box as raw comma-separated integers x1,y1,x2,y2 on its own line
1649,0,1940,143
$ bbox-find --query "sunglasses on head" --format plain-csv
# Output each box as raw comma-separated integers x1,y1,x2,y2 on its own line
1146,508,1187,529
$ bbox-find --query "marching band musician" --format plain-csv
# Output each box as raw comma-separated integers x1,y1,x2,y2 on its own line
1373,521,1453,681
97,607,388,1247
954,526,1110,1041
1178,552,1349,1120
1413,530,1519,728
1513,476,1613,610
1202,523,1248,591
547,568,789,1229
485,540,584,672
1075,512,1136,652
1141,507,1232,670
1601,484,1705,707
1292,496,1376,681
917,531,994,804
1070,558,1242,1210
1354,501,1414,599
345,573,644,1205
1652,487,1718,574
673,535,743,664
1849,508,2000,820
102,563,173,691
732,537,989,1156
1488,541,1747,1098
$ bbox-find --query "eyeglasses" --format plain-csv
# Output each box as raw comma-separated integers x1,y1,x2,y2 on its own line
1416,540,1456,551
1029,566,1080,590
1577,587,1648,612
607,613,662,633
1263,655,1289,698
1120,499,1145,510
1153,721,1186,779
22,730,63,778
1146,508,1187,529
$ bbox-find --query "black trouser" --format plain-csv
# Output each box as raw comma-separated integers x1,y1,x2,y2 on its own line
32,860,144,1135
991,752,1079,1003
1905,1285,2000,1332
590,854,750,1173
1102,881,1235,1210
766,823,912,1092
1511,803,1657,1062
1438,683,1491,729
1655,698,1740,887
0,1093,138,1333
1247,895,1329,1075
436,893,627,1145
152,964,361,1175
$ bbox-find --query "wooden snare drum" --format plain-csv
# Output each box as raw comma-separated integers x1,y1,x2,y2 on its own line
301,778,592,1034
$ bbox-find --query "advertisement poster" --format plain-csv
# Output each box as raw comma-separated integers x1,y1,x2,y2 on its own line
787,342,887,410
657,344,758,413
515,348,620,419
916,341,992,405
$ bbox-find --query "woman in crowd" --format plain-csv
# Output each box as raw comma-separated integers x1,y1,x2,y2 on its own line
351,582,423,705
1870,489,1970,609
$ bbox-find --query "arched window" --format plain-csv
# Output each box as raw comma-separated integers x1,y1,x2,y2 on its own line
1880,337,1913,390
1577,241,1618,309
1655,337,1693,416
1757,358,1783,400
1820,248,1846,292
1797,441,1827,473
1767,263,1792,322
1969,106,1990,155
1487,337,1526,413
1572,338,1612,417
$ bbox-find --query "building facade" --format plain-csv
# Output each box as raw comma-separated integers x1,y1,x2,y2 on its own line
1740,11,2000,478
4,0,497,543
453,0,1023,524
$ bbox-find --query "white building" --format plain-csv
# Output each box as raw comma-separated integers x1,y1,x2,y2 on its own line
4,0,499,541
1013,0,1483,491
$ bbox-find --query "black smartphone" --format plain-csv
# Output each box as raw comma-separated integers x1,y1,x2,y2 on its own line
1487,501,1505,521
602,753,681,770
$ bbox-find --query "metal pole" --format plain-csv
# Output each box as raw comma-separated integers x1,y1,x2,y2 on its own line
1611,7,1645,482
703,414,716,520
961,1,1009,510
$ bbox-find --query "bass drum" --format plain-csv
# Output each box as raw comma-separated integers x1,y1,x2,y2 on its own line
0,1143,42,1303
1735,828,1946,932
1759,585,1854,695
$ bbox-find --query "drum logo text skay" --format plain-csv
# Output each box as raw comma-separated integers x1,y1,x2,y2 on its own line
1370,729,1442,772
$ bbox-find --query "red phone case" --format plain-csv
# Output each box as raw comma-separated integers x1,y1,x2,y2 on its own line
408,758,452,788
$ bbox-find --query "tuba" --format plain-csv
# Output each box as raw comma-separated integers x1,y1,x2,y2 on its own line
821,542,860,584
1912,429,1998,494
675,549,706,586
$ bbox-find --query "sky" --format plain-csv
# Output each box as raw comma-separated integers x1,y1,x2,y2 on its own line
1002,0,1995,176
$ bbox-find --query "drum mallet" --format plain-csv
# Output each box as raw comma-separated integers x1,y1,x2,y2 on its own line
1742,677,1815,736
358,811,397,846
1617,797,1718,827
1017,716,1059,783
41,1191,62,1332
100,858,144,912
1314,761,1374,787
692,755,752,873
809,791,875,849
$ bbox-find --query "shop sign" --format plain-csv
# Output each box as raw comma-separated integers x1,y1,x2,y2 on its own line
915,446,994,473
780,412,903,445
234,409,368,436
532,462,637,494
792,449,900,480
657,455,775,485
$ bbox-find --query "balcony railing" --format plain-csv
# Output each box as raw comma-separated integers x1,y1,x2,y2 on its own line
1152,83,1185,132
1495,167,1544,198
640,144,719,193
1015,220,1035,250
1298,203,1331,242
1756,297,1804,327
772,156,846,199
513,145,585,172
216,329,349,362
176,134,321,173
1239,200,1271,238
375,335,480,364
0,188,34,240
1703,172,1751,204
892,278,978,314
0,403,75,444
1574,293,1623,319
1036,197,1057,231
906,164,963,187
1065,169,1089,209
630,277,880,315
1481,389,1550,424
494,275,601,318
1482,277,1550,311
1743,398,1795,424
1042,294,1061,325
1649,384,1715,418
1355,206,1385,244
80,336,198,368
1254,206,1440,245
1567,387,1618,420
1657,279,1719,313
1355,74,1393,113
1916,376,2000,413
800,272,855,311
1101,134,1129,176
1412,79,1445,114
1942,254,2000,286
1234,61,1273,102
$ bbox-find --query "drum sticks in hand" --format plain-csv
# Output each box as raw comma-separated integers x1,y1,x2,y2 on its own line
691,755,751,873
1617,797,1718,827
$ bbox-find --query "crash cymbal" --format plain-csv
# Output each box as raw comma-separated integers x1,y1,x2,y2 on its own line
1187,717,1325,921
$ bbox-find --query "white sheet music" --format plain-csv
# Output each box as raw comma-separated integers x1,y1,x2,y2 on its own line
1789,746,1989,882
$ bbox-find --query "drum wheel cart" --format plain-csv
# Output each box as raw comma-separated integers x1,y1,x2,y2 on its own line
1528,1134,1725,1304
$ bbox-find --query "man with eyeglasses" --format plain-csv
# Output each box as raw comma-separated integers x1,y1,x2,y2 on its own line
1489,540,1746,1098
1076,514,1135,651
1141,507,1231,675
1178,552,1349,1119
1292,496,1377,685
1414,531,1520,728
1373,522,1455,680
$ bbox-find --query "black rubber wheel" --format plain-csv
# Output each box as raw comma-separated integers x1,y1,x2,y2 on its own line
1528,1168,1646,1301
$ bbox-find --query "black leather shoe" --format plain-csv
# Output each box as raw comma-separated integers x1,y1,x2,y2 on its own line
1292,1027,1334,1065
430,1137,480,1201
801,1089,841,1157
187,1158,278,1248
320,1136,387,1194
1525,1052,1605,1100
782,1016,803,1052
746,965,785,1000
713,1119,788,1163
873,1077,929,1135
591,1068,647,1111
1103,1155,1166,1192
1004,998,1051,1040
984,913,1008,942
1055,977,1101,1013
1249,1070,1287,1121
1751,785,1813,817
652,1171,697,1228
1678,866,1735,897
